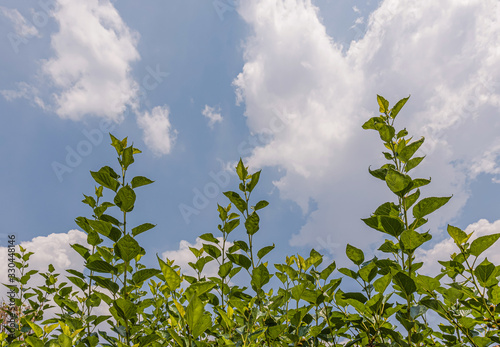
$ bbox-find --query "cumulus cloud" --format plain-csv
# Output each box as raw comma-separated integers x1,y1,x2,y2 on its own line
0,230,114,328
202,105,223,128
0,230,87,302
234,0,500,257
417,219,500,276
0,6,39,38
136,106,177,156
42,0,140,121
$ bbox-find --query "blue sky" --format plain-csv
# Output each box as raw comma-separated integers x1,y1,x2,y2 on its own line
1,0,500,302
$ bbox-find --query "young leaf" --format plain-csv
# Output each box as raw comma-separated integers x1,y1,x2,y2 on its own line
157,256,182,291
245,212,260,235
390,96,409,119
132,223,156,237
393,272,416,298
254,200,269,211
122,146,134,170
377,94,390,113
251,264,270,291
223,191,247,213
247,170,261,193
236,158,248,181
185,295,212,339
131,176,154,188
399,137,424,162
413,196,452,219
447,225,468,245
346,244,364,265
90,169,119,192
470,233,500,257
114,185,136,212
385,169,412,194
114,235,141,262
257,244,275,259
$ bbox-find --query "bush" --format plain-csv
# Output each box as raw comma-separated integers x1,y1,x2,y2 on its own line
1,95,500,346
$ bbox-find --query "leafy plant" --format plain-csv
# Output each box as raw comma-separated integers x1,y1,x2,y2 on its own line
1,95,499,346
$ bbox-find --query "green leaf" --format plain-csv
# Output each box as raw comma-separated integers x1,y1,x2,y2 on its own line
405,156,425,172
400,230,426,252
247,170,261,193
245,212,260,235
346,244,364,265
185,295,212,339
251,264,270,291
475,259,496,287
114,185,136,212
224,219,240,234
385,169,412,194
25,336,44,347
390,96,409,119
320,261,336,280
377,94,390,113
393,272,416,299
203,244,221,259
110,134,124,155
90,167,120,192
257,244,275,259
122,146,134,170
415,275,440,293
368,166,388,180
86,260,117,274
88,219,112,237
223,191,247,213
378,124,395,142
399,137,424,162
470,233,500,257
447,225,468,245
236,158,248,180
227,253,252,270
380,216,405,237
71,243,91,259
373,273,391,293
218,262,233,278
131,176,154,188
199,233,219,244
410,178,431,190
132,223,156,237
396,128,408,139
338,267,358,280
114,234,141,262
362,116,384,130
132,268,162,285
413,196,452,219
113,298,136,320
158,256,182,291
254,200,269,210
89,276,119,294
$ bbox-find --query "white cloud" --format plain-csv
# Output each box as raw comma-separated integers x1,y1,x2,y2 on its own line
0,230,114,331
202,105,223,128
0,7,39,38
0,230,87,303
417,219,500,276
234,0,500,258
0,82,46,110
41,0,140,121
136,106,177,156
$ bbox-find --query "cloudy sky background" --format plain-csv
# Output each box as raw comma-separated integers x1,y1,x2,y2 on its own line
1,0,500,305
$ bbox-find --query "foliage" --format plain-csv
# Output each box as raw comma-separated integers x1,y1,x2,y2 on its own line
1,95,500,346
